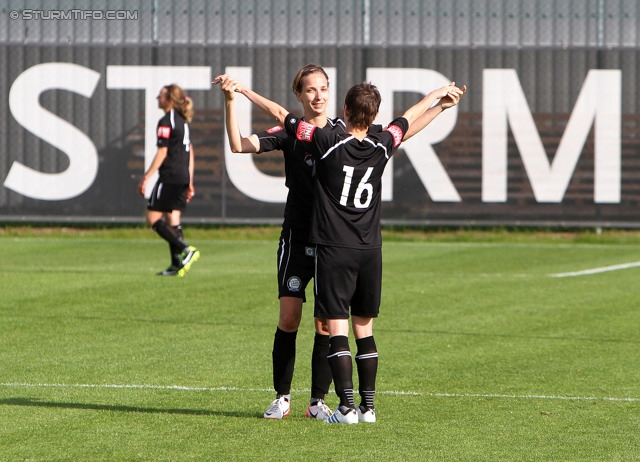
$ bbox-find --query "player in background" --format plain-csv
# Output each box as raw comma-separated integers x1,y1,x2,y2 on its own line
224,75,466,423
138,84,200,277
214,65,339,420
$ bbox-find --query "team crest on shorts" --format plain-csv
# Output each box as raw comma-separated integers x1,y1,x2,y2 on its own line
287,276,302,292
304,153,314,167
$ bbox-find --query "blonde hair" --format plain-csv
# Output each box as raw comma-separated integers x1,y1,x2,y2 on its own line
164,84,194,123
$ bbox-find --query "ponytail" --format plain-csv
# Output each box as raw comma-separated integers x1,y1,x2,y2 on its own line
165,84,194,122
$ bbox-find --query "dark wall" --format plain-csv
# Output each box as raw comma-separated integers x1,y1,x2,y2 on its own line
1,45,638,226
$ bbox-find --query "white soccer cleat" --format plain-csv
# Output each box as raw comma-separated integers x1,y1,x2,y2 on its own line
356,405,376,423
305,399,333,420
323,405,358,424
263,395,290,419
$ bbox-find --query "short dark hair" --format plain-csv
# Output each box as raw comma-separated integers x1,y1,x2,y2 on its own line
344,83,381,130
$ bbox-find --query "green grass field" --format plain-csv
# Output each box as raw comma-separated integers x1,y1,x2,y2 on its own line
1,226,639,461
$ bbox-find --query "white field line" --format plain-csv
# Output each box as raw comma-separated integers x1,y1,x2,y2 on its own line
0,382,637,402
549,261,640,278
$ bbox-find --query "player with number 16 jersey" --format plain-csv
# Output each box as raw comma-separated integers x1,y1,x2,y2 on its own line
284,114,408,250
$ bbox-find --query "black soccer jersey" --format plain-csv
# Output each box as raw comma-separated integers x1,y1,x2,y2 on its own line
156,109,191,184
255,117,346,233
284,113,409,249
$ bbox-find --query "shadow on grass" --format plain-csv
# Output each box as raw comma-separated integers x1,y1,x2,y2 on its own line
0,397,261,418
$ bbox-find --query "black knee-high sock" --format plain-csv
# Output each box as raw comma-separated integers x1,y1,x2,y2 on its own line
173,225,188,248
152,220,186,253
310,332,332,401
272,327,297,396
355,336,378,410
327,335,354,408
171,225,187,265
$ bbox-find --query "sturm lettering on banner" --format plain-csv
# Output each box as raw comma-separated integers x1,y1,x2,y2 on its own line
4,64,623,205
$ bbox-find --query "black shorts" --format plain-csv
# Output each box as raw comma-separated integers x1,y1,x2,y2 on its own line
147,182,189,212
313,245,382,319
277,228,315,301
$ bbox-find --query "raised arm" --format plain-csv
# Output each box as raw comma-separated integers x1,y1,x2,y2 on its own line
213,74,260,153
402,83,467,141
214,74,289,126
241,87,289,126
